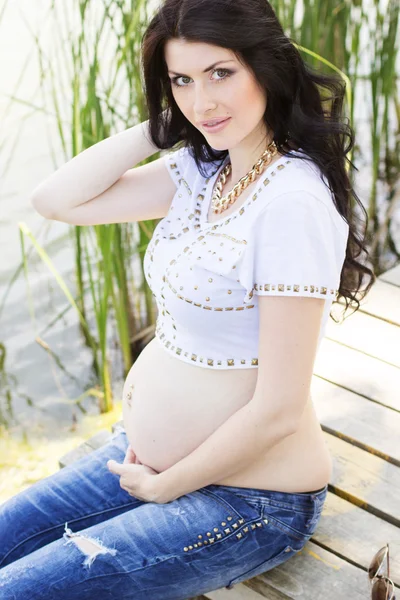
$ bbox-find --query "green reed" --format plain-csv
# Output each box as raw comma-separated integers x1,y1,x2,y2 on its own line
27,0,154,412
276,0,399,259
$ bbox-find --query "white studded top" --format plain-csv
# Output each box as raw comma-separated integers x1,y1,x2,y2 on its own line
143,145,349,370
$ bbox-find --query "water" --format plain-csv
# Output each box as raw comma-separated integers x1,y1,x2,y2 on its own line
0,0,127,502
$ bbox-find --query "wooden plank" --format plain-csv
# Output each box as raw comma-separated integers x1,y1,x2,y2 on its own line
203,585,289,599
314,491,400,585
311,377,400,464
379,264,400,286
85,430,113,450
324,308,400,367
324,432,400,522
335,279,400,325
58,441,95,469
59,430,112,469
204,541,373,599
315,338,400,412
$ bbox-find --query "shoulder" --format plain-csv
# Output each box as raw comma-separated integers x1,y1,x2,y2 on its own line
164,145,194,175
164,145,219,178
262,150,349,239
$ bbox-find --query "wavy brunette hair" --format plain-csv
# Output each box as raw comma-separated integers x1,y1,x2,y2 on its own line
140,0,376,320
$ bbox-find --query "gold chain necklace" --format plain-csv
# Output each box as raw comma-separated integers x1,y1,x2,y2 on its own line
211,140,278,215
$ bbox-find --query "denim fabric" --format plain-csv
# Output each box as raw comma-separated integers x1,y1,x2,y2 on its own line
0,428,328,599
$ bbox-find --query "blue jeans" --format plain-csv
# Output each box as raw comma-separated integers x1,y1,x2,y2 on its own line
0,427,328,599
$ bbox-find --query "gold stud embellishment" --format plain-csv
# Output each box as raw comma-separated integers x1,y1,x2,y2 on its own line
253,283,337,296
183,511,255,552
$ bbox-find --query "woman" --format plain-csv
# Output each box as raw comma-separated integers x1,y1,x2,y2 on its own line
0,0,375,598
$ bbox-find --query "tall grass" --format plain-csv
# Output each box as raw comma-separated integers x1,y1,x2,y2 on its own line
2,0,399,416
19,0,155,413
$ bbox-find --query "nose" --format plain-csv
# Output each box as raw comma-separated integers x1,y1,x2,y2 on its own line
193,83,217,115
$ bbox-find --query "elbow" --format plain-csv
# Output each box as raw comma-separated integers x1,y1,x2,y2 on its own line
276,412,299,438
30,193,56,220
251,403,299,441
250,396,300,438
275,406,303,437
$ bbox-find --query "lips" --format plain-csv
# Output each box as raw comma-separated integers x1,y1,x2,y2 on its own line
200,118,229,126
201,118,232,134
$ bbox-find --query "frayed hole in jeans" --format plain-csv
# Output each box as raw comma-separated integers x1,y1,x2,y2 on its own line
62,523,117,568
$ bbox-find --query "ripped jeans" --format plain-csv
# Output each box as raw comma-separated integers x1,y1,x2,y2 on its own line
0,427,328,600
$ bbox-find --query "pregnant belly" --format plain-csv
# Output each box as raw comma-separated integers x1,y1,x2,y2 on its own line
121,337,259,473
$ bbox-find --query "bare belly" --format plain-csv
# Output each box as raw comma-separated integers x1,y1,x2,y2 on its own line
122,337,332,493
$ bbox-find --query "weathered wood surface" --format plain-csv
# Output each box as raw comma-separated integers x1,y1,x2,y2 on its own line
59,429,113,468
60,264,400,599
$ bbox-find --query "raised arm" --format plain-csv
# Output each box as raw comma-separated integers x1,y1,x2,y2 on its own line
29,117,177,225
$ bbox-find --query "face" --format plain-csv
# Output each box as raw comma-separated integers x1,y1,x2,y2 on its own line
164,39,268,152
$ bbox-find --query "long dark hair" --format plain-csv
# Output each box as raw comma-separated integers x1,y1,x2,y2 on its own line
141,0,376,320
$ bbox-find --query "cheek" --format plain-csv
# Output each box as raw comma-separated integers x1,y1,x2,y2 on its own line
234,77,266,115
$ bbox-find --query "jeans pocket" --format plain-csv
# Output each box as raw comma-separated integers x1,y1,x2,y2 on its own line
260,503,311,544
225,543,298,589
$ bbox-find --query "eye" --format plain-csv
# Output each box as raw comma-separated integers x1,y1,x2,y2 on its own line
170,68,234,88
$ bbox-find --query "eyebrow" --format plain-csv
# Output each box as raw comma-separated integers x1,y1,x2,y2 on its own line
167,60,235,76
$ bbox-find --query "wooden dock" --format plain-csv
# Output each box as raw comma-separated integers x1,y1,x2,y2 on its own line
60,264,400,599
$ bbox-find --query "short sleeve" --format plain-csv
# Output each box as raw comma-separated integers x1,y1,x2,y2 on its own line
244,191,346,301
164,145,194,188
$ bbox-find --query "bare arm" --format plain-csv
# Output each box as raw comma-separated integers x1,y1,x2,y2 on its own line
30,119,162,219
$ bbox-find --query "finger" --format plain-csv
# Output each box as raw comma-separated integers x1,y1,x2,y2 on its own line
107,460,127,475
123,446,136,464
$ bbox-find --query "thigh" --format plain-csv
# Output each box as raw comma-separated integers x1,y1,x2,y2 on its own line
0,427,145,568
0,482,315,600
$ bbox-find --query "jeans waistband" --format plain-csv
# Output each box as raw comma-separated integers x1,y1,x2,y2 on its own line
205,483,328,511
